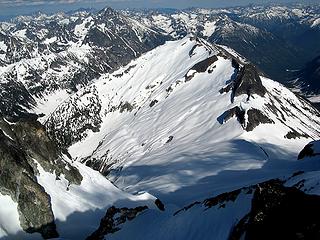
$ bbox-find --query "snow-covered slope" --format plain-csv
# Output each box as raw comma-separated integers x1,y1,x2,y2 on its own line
1,6,320,240
0,116,157,239
1,34,320,240
45,36,320,210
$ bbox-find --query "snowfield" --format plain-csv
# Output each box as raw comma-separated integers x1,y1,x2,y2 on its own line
1,35,320,239
36,159,157,239
64,36,319,208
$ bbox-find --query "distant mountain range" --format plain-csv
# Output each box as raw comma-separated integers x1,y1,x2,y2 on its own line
1,4,320,111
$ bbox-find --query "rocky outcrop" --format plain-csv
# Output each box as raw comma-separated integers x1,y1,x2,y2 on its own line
0,116,82,238
218,107,274,132
204,188,242,209
232,64,266,101
46,86,102,148
229,179,320,240
285,129,309,139
2,117,82,184
218,106,245,125
155,199,165,211
298,141,320,160
0,126,58,238
149,100,158,108
87,205,148,240
185,55,218,81
245,108,274,131
119,101,134,113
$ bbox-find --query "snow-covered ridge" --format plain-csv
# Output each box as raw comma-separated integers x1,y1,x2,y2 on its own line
43,36,320,212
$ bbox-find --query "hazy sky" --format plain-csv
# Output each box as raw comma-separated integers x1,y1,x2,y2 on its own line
0,0,318,19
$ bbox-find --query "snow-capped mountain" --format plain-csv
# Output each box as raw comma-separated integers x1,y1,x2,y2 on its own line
40,36,320,239
1,5,320,240
1,4,320,119
0,7,169,119
46,35,320,194
124,4,320,83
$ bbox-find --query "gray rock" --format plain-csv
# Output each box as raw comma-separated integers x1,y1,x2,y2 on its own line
232,64,267,102
0,117,83,237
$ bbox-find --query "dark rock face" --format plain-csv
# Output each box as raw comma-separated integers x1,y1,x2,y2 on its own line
204,189,242,209
87,205,148,240
0,124,58,238
12,118,82,184
119,101,134,113
46,86,102,148
190,55,218,73
166,136,174,144
229,180,320,240
298,142,320,160
185,55,218,81
18,175,59,239
285,130,309,139
232,64,266,101
0,117,82,238
245,108,274,131
217,61,275,131
155,199,165,211
218,106,245,125
218,107,273,132
175,184,248,216
149,100,158,107
293,55,320,96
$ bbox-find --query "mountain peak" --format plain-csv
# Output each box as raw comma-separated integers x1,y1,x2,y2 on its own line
98,6,117,17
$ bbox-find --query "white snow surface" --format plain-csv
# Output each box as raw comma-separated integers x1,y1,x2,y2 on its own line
202,21,217,37
2,36,320,239
35,158,156,239
66,36,320,209
311,17,320,28
308,95,320,103
33,89,70,123
0,194,23,238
